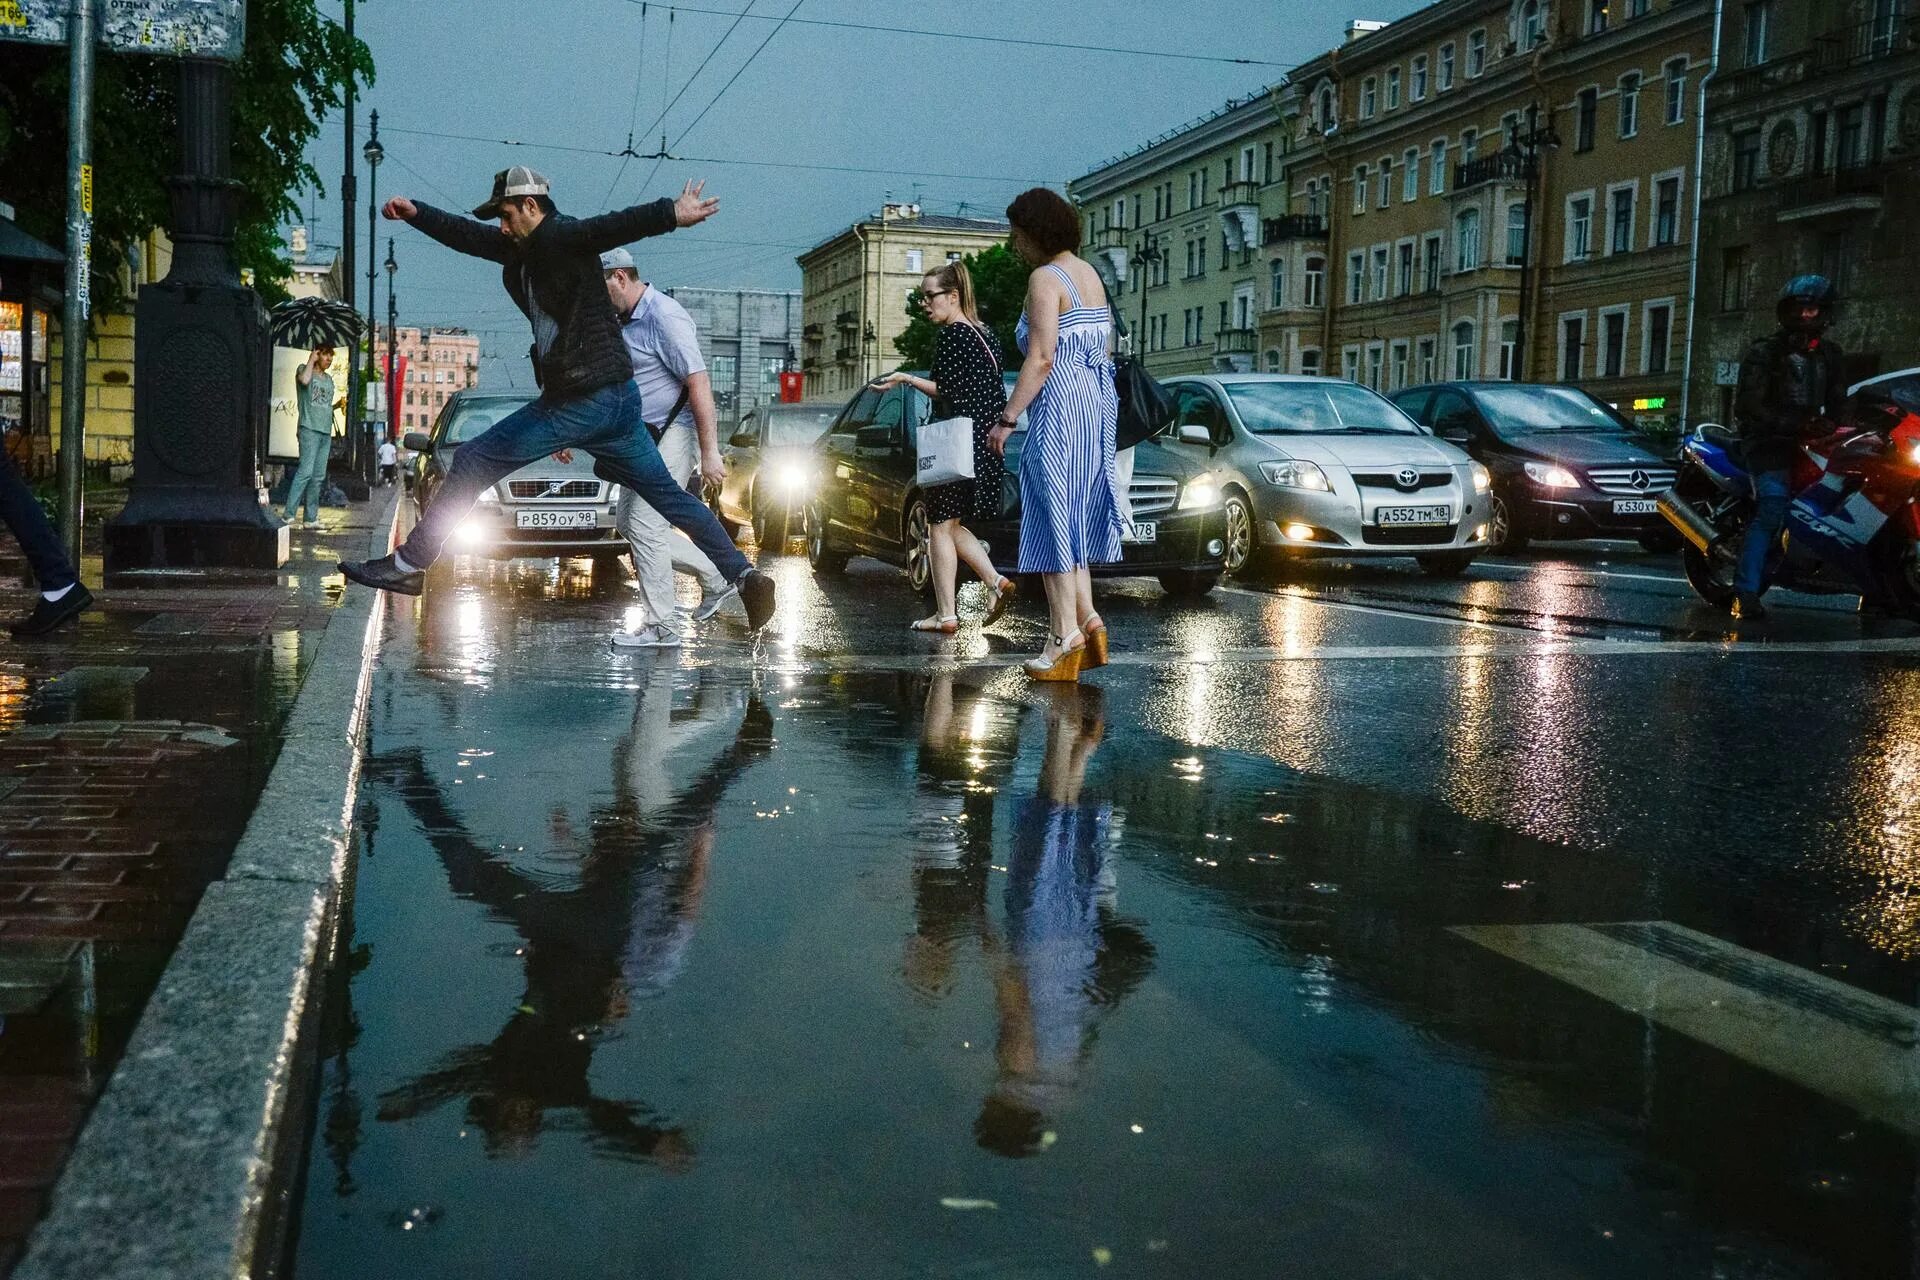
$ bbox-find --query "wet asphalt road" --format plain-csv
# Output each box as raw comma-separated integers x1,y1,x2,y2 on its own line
294,536,1920,1280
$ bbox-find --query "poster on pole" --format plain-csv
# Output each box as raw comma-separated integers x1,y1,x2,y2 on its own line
0,0,246,59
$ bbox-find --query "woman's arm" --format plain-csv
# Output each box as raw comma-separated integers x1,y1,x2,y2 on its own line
870,371,937,397
991,271,1058,454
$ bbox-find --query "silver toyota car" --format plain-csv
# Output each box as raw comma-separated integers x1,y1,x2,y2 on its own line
1159,375,1492,576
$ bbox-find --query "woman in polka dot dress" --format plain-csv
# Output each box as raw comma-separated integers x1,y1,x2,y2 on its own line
870,260,1015,634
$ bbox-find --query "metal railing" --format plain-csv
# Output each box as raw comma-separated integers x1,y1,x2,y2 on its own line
834,310,857,332
1218,179,1261,209
1453,150,1534,191
802,322,823,340
1777,161,1891,211
1262,213,1328,244
1814,14,1915,71
1214,327,1258,354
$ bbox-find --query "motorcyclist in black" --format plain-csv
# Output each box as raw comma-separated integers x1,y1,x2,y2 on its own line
1729,274,1847,620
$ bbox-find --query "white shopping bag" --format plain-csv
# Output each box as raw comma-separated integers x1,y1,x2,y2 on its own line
917,415,975,487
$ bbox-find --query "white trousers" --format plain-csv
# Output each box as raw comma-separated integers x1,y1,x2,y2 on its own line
616,422,728,633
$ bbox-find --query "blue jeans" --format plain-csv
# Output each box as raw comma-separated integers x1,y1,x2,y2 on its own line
1734,468,1792,596
284,429,330,523
398,379,750,581
0,446,77,592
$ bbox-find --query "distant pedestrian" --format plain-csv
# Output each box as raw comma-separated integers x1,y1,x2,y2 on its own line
284,344,336,528
336,166,776,634
594,249,737,649
377,436,398,486
0,451,92,637
870,259,1015,635
990,189,1124,682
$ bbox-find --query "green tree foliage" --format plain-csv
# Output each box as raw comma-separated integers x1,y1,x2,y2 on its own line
892,243,1028,373
0,0,372,312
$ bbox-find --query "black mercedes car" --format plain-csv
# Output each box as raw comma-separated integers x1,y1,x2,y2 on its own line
1389,382,1680,552
804,377,1230,598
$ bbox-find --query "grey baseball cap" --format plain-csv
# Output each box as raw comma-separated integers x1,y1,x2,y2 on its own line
599,247,636,273
472,165,551,218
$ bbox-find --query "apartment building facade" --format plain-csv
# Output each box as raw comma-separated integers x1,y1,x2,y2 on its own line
1278,0,1710,429
1694,0,1919,425
1067,92,1300,379
796,207,1009,399
377,326,480,432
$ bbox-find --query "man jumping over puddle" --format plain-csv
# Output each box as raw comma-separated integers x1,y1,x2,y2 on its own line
338,166,775,633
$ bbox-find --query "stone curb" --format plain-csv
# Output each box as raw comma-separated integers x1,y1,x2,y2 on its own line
14,492,401,1280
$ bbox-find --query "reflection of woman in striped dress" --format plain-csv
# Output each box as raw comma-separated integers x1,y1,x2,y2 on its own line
988,189,1126,683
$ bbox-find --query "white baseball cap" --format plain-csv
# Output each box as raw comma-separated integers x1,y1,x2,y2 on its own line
600,247,636,273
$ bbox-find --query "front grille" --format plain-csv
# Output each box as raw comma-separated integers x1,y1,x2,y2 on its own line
1351,471,1453,492
1130,475,1180,518
506,479,602,500
1585,466,1676,497
1361,523,1458,546
503,527,608,543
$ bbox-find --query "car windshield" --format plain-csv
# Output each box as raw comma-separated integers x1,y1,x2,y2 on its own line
1473,386,1630,432
763,408,839,447
444,399,529,444
1223,381,1422,435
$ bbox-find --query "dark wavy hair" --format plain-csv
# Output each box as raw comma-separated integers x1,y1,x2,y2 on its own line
1005,188,1081,258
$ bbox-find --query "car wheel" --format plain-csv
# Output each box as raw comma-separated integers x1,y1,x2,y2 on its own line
709,496,741,542
1488,491,1528,553
904,497,934,595
1221,491,1255,575
1638,528,1682,554
753,497,791,551
1416,550,1477,577
806,502,849,575
1158,570,1219,600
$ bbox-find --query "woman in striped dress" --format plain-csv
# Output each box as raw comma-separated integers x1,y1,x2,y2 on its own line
988,188,1125,682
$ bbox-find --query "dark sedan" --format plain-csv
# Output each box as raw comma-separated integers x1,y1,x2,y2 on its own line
804,378,1230,598
712,402,842,548
1390,382,1680,552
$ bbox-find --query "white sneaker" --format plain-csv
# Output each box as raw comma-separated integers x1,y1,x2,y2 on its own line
690,582,740,622
610,624,683,649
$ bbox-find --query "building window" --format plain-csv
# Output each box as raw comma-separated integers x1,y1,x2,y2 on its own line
1654,174,1681,245
1343,347,1361,382
1399,241,1415,295
1455,208,1482,273
1391,341,1410,390
1588,0,1609,34
1467,29,1487,76
1423,233,1442,291
1379,159,1393,208
1560,315,1586,378
1576,88,1598,151
1362,77,1378,118
1602,309,1627,377
1301,349,1322,376
1188,171,1200,209
1619,73,1641,137
1354,165,1369,214
1439,42,1457,91
1418,337,1437,383
1270,258,1287,308
1319,85,1337,131
1412,55,1429,101
1499,319,1519,380
1366,344,1385,390
1264,142,1275,183
1404,148,1420,201
1503,112,1522,150
1732,128,1762,191
1837,102,1867,168
905,249,923,273
1644,301,1672,374
1304,258,1326,307
1348,252,1366,304
1431,140,1448,195
1387,67,1402,110
1811,109,1830,173
1521,0,1546,48
1664,57,1688,124
1629,0,1650,14
1462,127,1478,163
1507,203,1528,265
1372,246,1389,299
1609,185,1636,253
1452,321,1477,379
1745,0,1772,66
1265,348,1283,373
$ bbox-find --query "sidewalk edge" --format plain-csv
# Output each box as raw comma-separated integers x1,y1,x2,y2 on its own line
14,492,401,1280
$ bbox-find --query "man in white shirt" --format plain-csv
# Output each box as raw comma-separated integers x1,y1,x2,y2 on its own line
598,248,735,647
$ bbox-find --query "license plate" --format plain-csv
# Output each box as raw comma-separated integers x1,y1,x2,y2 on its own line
1376,504,1451,526
514,509,597,530
1613,499,1659,515
1131,521,1158,543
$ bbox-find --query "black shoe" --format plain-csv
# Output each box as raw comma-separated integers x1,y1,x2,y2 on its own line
339,554,425,596
9,584,92,637
1730,592,1767,621
737,569,776,631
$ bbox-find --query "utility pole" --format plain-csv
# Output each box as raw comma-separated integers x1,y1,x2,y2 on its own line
56,0,96,564
1508,103,1560,382
384,238,397,445
362,110,383,476
338,0,361,487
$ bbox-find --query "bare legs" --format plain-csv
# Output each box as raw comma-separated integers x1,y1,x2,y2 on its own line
918,519,1004,628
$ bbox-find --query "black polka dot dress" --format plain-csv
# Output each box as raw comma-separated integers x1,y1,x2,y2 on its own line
925,321,1008,526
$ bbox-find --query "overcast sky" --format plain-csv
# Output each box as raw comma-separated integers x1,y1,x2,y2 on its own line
294,0,1426,386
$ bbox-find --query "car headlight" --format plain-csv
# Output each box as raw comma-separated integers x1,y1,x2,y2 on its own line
774,461,812,494
1523,461,1580,489
476,486,500,504
1178,477,1222,511
1906,439,1920,466
1470,461,1491,494
1257,459,1332,491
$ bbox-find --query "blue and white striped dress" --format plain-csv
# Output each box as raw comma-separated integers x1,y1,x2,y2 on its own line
1014,264,1125,575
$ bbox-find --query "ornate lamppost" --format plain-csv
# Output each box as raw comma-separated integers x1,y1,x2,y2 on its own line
384,239,397,444
361,112,383,482
1507,102,1561,382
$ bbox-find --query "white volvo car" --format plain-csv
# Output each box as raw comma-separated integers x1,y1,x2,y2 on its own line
1159,375,1492,576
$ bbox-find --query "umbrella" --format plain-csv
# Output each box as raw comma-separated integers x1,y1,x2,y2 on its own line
269,297,363,350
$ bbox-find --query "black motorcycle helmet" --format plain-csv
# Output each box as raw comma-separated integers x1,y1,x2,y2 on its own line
1777,274,1839,331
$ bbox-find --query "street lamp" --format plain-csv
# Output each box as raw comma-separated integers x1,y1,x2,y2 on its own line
361,111,383,481
1132,230,1165,361
384,239,397,451
1507,102,1562,382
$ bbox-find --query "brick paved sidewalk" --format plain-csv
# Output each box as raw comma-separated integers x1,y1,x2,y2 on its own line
0,492,392,1275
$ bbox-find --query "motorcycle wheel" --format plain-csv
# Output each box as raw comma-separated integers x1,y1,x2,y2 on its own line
1878,541,1920,621
1681,543,1739,610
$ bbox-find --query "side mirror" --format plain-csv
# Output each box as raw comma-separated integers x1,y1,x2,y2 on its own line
728,431,756,448
855,424,900,451
1177,423,1212,446
403,431,433,453
1434,415,1472,443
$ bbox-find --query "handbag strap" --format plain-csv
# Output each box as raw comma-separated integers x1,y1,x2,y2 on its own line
960,321,1001,376
645,383,692,444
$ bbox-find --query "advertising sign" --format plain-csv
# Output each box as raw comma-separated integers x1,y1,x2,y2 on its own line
268,348,304,463
778,371,804,404
0,0,246,59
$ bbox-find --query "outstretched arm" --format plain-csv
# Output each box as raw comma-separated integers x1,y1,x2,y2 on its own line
389,198,516,264
543,180,718,254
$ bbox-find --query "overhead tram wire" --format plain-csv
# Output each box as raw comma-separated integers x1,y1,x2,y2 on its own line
625,0,759,203
654,0,806,170
609,0,1291,67
598,0,656,208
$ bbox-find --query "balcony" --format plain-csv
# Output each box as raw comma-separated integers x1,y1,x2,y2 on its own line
1262,213,1328,245
803,322,824,341
834,345,857,364
1776,162,1889,221
834,310,858,333
1453,151,1534,191
1219,180,1262,253
1090,225,1131,282
1218,179,1261,211
1214,327,1258,356
802,355,821,371
1715,17,1915,105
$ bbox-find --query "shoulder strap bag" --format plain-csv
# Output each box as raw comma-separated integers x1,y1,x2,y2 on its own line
1108,305,1174,451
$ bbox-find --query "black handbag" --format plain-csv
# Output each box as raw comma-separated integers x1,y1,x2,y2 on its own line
1109,305,1173,450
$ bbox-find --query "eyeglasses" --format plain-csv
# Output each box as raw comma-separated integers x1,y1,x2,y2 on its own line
922,289,953,300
